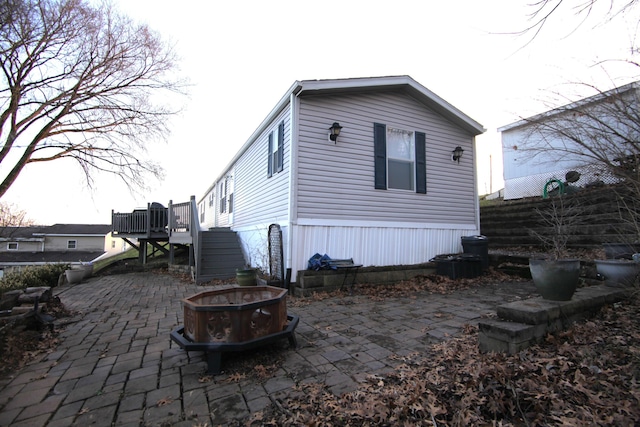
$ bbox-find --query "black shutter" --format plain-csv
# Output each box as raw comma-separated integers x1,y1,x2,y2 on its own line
267,132,273,177
374,123,387,190
415,132,426,194
277,121,284,172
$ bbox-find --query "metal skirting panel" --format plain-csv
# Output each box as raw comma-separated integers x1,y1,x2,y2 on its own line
291,225,478,281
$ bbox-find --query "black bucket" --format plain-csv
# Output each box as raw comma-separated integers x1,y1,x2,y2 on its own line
461,235,489,270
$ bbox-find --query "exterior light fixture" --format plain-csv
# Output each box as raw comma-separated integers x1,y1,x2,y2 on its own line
452,146,464,163
329,122,343,143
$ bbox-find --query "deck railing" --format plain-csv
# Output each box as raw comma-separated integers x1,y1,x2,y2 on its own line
168,200,191,233
168,196,201,248
111,203,168,236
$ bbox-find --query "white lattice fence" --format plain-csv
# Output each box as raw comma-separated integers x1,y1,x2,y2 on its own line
504,165,619,200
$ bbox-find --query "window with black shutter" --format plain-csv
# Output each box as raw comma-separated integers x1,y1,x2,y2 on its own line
374,123,427,193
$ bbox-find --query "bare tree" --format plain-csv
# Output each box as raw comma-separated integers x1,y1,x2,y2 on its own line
0,201,34,239
519,0,639,43
0,201,33,227
0,0,186,199
519,82,640,180
514,81,640,243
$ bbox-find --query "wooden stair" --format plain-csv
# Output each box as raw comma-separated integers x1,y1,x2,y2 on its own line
195,228,246,283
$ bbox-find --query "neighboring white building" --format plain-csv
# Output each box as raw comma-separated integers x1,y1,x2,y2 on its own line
499,81,640,200
197,76,485,282
0,224,127,275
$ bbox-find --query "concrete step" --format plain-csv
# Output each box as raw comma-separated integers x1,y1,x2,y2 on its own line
479,284,630,354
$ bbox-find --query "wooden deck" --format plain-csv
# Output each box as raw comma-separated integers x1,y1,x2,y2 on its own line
111,199,196,264
111,200,192,241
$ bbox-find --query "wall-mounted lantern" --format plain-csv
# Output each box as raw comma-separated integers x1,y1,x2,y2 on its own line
452,146,464,163
329,122,343,143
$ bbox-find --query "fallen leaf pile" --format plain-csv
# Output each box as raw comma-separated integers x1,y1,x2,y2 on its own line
289,268,529,307
0,296,72,377
244,293,640,426
357,269,528,300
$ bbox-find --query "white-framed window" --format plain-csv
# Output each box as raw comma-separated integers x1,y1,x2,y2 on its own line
267,121,285,177
208,192,214,207
219,181,227,213
111,240,116,249
200,202,205,222
387,127,415,191
374,123,427,194
7,242,18,250
67,240,77,249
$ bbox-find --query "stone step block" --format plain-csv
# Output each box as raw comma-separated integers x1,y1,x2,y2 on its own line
479,284,630,354
496,285,629,325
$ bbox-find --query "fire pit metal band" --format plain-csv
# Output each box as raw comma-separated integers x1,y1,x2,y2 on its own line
170,314,299,374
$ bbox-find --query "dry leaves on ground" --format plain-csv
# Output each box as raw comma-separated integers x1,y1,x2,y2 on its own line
0,296,73,377
289,268,529,307
245,292,640,426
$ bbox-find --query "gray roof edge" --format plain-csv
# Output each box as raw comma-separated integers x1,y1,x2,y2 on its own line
498,80,640,133
297,76,485,135
200,80,302,200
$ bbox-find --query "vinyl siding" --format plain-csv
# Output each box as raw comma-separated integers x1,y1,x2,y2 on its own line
221,108,291,228
44,236,105,251
0,241,41,252
296,92,477,225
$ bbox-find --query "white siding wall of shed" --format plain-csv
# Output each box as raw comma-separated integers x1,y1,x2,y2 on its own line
502,127,585,180
501,126,614,199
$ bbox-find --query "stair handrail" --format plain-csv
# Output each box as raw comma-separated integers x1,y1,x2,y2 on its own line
168,196,202,279
188,196,201,275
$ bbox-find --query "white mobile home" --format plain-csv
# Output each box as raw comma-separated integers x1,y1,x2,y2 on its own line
199,76,485,283
499,81,640,200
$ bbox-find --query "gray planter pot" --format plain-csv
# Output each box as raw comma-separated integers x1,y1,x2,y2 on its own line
595,259,639,287
65,269,84,285
603,243,640,260
529,259,580,301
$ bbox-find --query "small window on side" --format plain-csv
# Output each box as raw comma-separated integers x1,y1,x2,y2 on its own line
68,240,77,249
267,121,285,177
7,242,18,250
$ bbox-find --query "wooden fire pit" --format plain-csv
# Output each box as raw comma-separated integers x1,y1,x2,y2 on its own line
170,285,298,373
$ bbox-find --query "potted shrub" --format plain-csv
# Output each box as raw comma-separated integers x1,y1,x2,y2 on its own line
235,267,257,286
529,197,582,301
596,187,640,287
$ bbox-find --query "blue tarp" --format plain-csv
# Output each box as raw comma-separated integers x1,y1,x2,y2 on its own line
307,253,336,271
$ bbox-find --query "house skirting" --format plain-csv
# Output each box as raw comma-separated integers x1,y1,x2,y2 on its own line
290,224,477,284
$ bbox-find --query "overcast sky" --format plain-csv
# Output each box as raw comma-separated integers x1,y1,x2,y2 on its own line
4,0,639,225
